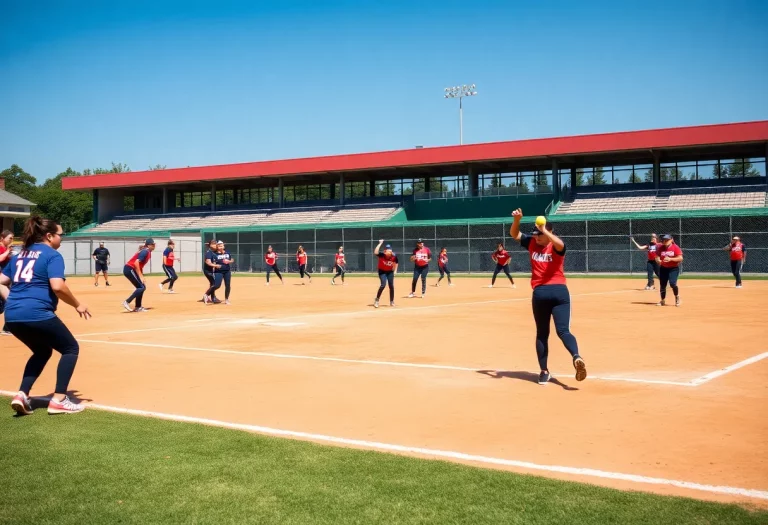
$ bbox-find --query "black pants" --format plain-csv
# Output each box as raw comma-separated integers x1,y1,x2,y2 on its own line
6,317,79,395
267,264,282,283
377,270,395,302
730,260,743,286
531,284,579,371
204,272,217,300
206,272,231,299
161,265,178,289
659,266,680,300
123,266,146,308
438,266,451,284
299,264,311,280
492,263,514,285
333,265,345,282
411,266,428,294
646,260,660,287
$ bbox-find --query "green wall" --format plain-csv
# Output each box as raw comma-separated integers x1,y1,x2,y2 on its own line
404,194,552,221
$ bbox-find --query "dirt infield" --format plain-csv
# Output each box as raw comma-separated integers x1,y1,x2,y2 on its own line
1,274,766,507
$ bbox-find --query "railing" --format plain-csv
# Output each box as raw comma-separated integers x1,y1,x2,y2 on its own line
413,185,554,201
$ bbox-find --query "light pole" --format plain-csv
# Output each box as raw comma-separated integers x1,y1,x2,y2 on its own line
444,84,477,145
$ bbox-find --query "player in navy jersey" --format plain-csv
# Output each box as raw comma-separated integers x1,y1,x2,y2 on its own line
631,234,660,290
159,240,179,293
510,209,586,385
123,239,156,312
373,240,399,308
0,217,92,415
0,230,14,336
202,240,220,302
204,241,234,304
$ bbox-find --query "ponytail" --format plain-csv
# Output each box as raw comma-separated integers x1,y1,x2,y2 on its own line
22,216,60,249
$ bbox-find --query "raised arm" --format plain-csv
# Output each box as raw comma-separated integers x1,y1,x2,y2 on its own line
537,223,565,252
631,238,648,250
510,208,523,242
374,239,384,255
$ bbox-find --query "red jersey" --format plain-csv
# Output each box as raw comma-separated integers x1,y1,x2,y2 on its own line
335,253,345,266
438,253,448,268
126,248,151,271
493,249,511,266
647,243,661,262
658,243,683,268
297,252,308,265
377,252,398,271
729,242,746,261
0,244,9,270
265,252,277,266
412,247,431,267
522,235,566,289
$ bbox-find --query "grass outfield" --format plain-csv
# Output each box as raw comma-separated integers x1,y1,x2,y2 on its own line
1,401,766,525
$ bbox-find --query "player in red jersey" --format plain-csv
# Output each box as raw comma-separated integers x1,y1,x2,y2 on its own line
490,243,515,288
723,236,746,288
409,239,431,298
296,245,312,285
436,247,452,287
122,238,156,312
331,246,346,285
0,230,14,335
510,209,586,385
656,234,683,307
265,245,283,285
373,240,398,308
631,234,660,290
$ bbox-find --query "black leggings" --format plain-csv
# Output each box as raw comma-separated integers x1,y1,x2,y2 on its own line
531,284,579,371
659,266,680,300
299,264,311,280
730,260,743,286
438,266,451,284
646,260,660,287
267,264,282,283
377,270,395,302
206,272,232,299
492,263,514,285
411,266,428,294
161,265,178,289
204,271,217,300
333,265,345,282
6,317,80,395
123,266,146,308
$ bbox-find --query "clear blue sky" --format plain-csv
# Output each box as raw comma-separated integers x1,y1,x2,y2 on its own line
1,0,767,182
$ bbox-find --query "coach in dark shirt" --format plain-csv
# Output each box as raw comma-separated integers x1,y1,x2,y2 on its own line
92,242,111,287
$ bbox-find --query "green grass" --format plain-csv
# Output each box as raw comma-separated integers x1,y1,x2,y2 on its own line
1,402,765,524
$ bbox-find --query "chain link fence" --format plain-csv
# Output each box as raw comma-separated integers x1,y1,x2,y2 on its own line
203,214,768,275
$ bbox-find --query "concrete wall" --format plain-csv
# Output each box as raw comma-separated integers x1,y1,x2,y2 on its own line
96,189,126,222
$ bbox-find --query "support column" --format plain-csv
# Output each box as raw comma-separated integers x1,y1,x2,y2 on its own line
552,159,560,202
424,177,431,194
211,184,216,212
570,167,576,190
162,187,168,214
92,190,99,223
652,151,661,190
339,174,345,205
369,180,375,198
330,183,336,200
278,179,284,208
468,166,479,197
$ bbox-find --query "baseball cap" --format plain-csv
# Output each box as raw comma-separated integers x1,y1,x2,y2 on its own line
417,238,423,243
384,244,392,249
145,238,155,245
99,241,105,245
661,234,673,241
217,240,224,245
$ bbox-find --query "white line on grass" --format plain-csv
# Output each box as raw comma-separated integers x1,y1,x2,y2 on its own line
689,351,768,386
0,389,764,501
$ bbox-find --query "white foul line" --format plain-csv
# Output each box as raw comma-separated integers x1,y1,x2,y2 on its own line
690,351,768,386
0,389,764,501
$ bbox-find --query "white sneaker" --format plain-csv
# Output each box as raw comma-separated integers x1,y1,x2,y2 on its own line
224,300,230,305
135,307,149,313
158,283,163,292
48,396,84,415
449,283,454,287
0,330,12,336
168,290,176,294
122,301,133,312
511,284,516,289
373,299,379,308
408,293,415,298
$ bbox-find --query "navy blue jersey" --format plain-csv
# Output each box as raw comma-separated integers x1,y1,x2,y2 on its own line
215,251,232,272
204,249,216,273
1,243,66,322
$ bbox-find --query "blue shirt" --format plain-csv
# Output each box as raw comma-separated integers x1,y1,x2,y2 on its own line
204,249,216,273
1,243,66,322
215,251,232,273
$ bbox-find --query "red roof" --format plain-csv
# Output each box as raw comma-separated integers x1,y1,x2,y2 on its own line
63,120,768,191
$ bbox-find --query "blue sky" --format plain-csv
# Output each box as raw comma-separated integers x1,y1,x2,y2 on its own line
1,0,767,182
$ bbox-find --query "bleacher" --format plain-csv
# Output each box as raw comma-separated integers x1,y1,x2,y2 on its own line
555,184,767,215
83,203,401,233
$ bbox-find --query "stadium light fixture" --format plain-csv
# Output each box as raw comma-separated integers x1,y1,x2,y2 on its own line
444,84,477,145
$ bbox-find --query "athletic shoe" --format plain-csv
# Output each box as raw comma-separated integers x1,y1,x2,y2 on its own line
373,299,379,308
408,293,415,298
168,290,176,294
650,286,655,290
449,283,454,287
48,396,84,415
736,284,743,289
488,284,494,288
656,300,665,307
675,296,681,307
331,279,335,286
106,282,111,287
265,282,270,286
212,298,222,305
158,283,163,292
203,295,210,304
511,284,516,289
573,356,587,382
538,371,551,385
435,283,440,287
0,331,12,336
420,293,425,299
94,283,98,287
644,286,651,291
122,301,133,312
11,392,33,416
135,307,149,313
390,301,395,307
224,300,230,305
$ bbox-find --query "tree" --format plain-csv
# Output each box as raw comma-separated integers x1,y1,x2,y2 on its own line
34,169,94,233
575,168,586,187
0,165,37,201
148,164,167,171
593,167,608,185
629,170,642,183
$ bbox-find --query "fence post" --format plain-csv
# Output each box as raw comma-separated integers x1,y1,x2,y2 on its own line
285,229,289,273
467,223,471,274
313,228,317,274
628,218,633,275
260,231,264,274
679,216,683,276
729,214,733,238
585,220,589,274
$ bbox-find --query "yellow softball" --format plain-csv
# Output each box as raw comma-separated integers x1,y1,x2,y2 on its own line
535,216,547,227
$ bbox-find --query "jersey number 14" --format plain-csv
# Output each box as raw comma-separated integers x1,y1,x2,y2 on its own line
14,260,36,283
